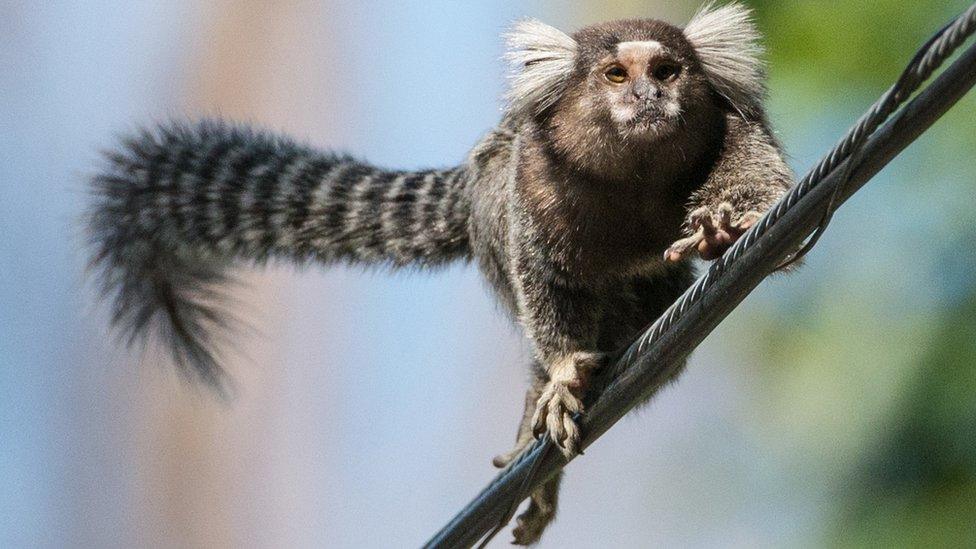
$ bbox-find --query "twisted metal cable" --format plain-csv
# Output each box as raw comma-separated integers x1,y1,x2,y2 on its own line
425,5,976,548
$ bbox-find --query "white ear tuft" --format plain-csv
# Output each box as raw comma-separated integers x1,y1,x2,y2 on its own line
684,2,766,116
504,19,578,116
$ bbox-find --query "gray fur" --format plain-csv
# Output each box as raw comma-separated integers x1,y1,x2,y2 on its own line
89,120,469,387
88,5,792,544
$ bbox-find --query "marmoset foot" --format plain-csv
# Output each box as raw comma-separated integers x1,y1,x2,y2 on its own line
512,493,556,545
530,352,604,458
511,474,561,545
531,380,583,458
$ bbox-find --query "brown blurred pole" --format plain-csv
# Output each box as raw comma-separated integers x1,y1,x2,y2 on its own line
135,2,322,548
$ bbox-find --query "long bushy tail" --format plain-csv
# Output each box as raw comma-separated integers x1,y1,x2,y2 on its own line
88,119,470,387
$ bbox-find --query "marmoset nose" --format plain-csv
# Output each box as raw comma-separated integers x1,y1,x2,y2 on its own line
632,80,662,101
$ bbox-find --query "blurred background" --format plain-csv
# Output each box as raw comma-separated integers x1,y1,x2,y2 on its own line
2,0,975,547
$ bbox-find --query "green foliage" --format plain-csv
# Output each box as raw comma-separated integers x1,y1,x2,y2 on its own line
753,0,974,90
730,1,976,544
834,289,976,546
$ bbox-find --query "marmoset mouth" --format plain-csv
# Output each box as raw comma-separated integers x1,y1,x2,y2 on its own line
623,108,672,134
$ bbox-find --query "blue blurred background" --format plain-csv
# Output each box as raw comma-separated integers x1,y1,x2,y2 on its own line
2,1,975,547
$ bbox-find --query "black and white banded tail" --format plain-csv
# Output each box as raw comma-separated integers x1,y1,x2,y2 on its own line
88,120,470,387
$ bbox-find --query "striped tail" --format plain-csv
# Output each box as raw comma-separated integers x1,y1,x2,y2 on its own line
88,119,470,388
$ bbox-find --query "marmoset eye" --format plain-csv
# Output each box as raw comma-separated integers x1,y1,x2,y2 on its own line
604,65,628,83
654,63,680,81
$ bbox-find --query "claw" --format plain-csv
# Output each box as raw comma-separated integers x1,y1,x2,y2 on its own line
562,415,580,456
664,230,704,262
546,403,566,443
493,450,517,469
698,211,718,238
530,380,584,458
688,206,711,228
530,401,546,439
717,202,733,227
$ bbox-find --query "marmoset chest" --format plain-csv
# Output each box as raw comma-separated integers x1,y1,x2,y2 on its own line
515,150,706,281
520,174,694,280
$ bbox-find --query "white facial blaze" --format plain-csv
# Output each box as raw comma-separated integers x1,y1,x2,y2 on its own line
615,40,664,58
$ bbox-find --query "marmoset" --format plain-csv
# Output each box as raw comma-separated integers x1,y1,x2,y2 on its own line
88,2,792,544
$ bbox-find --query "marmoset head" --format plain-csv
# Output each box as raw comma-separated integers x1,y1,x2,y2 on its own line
506,2,765,165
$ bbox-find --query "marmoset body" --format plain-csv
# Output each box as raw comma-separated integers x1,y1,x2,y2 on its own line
88,3,792,544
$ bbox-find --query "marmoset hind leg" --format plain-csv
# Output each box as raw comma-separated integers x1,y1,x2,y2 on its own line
492,364,546,469
502,270,696,544
493,366,564,546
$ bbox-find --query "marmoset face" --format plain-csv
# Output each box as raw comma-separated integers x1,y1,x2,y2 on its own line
575,22,711,141
598,41,688,135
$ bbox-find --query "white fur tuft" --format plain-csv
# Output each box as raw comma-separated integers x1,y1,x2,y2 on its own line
684,2,766,116
504,19,578,116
